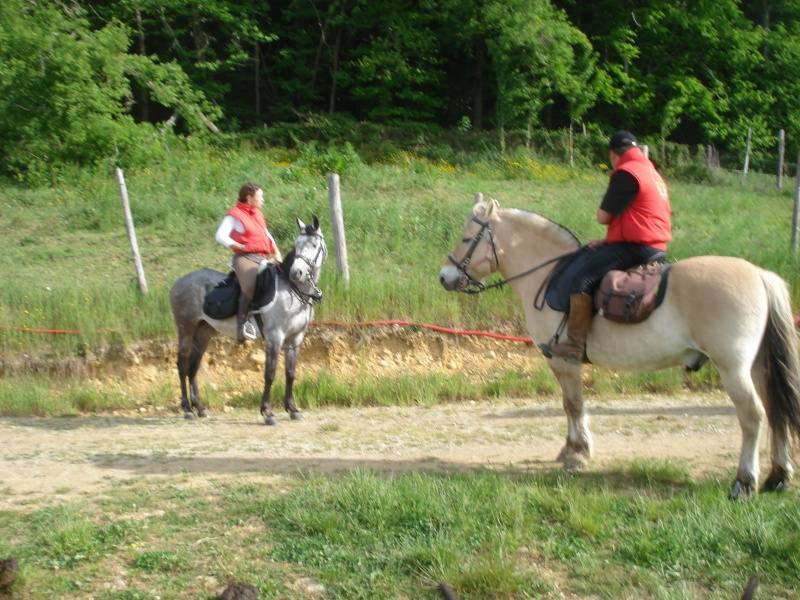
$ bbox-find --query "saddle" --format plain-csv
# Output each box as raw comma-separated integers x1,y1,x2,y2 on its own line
202,263,279,319
595,262,671,324
543,249,670,324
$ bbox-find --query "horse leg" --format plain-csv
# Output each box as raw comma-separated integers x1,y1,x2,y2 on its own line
751,354,793,492
283,343,304,421
720,366,765,500
177,340,194,420
187,323,214,419
550,361,592,469
260,341,281,426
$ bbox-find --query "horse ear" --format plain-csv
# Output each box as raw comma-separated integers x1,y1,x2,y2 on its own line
485,198,500,217
313,215,320,230
296,216,306,231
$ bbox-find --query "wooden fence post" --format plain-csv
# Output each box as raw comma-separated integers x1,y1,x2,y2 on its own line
741,127,752,183
778,129,785,190
327,173,350,285
115,168,148,294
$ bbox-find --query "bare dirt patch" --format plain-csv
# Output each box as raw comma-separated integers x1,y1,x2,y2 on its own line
0,326,747,510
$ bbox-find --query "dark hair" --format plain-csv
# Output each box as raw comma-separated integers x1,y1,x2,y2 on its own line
237,182,261,203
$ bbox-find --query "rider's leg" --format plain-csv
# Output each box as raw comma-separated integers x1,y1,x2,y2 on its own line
546,293,593,364
540,243,663,363
233,256,260,343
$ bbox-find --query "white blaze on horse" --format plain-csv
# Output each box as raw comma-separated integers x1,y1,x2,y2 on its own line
170,216,326,425
439,198,800,499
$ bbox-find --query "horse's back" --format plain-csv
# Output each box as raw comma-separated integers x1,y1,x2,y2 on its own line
667,255,770,359
170,268,228,326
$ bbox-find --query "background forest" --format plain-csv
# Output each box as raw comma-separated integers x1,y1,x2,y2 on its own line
2,0,800,181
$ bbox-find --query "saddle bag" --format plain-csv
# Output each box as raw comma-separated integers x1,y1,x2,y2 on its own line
202,272,239,319
595,263,664,324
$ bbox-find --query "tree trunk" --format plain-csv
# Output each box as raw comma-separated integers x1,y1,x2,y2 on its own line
254,43,261,117
472,38,485,130
328,0,347,114
134,9,149,122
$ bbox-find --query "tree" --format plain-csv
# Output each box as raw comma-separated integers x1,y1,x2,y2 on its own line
482,0,598,148
0,0,218,179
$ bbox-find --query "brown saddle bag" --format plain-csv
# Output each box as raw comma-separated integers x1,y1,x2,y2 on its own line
595,263,665,324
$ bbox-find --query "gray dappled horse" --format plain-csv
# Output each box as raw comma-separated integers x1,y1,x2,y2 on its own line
439,199,800,500
170,216,326,425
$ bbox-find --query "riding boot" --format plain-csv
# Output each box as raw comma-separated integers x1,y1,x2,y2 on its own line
543,293,593,364
236,293,253,343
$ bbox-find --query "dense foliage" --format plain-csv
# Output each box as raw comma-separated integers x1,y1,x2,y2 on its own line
2,0,800,179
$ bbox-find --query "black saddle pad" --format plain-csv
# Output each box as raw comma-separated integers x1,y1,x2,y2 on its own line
201,264,279,319
252,262,279,310
544,249,669,313
202,272,239,319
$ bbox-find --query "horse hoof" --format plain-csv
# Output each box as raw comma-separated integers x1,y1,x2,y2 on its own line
556,446,588,470
289,411,304,421
762,472,790,493
198,409,211,419
265,415,279,426
184,411,197,421
729,479,754,501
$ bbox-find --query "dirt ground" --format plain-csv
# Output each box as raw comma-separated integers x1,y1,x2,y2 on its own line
0,326,747,510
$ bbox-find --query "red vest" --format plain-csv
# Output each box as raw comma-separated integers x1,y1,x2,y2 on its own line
606,149,672,251
227,202,276,256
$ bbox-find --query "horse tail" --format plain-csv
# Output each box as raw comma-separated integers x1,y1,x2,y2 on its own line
760,270,800,444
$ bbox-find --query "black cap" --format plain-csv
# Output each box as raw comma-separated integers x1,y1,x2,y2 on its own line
608,130,638,151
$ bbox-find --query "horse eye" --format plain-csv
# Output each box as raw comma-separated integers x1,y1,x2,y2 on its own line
462,237,472,243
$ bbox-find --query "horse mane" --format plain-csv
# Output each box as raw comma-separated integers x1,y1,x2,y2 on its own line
277,248,296,280
494,204,582,249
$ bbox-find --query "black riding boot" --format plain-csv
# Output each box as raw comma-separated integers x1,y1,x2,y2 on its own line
236,293,253,343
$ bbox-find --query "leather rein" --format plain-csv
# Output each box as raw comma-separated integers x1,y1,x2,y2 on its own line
448,215,579,303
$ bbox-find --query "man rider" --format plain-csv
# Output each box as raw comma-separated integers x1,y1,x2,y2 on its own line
541,130,672,364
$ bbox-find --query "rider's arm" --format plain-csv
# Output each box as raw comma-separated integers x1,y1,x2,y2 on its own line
599,170,639,220
215,215,244,251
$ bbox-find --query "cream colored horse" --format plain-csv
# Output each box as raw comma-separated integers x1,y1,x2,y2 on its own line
439,199,800,499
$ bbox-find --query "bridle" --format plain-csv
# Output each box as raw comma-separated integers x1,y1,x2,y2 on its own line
448,214,579,298
291,232,327,304
447,215,501,294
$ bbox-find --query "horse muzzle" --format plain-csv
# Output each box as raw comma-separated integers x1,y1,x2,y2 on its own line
438,265,469,291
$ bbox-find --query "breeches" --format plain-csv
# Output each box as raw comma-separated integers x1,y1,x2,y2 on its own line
233,255,261,299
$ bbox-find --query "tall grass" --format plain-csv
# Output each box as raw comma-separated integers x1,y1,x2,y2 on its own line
0,143,796,415
2,144,796,356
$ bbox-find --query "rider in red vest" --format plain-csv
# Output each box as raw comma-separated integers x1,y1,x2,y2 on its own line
215,182,283,342
541,131,672,364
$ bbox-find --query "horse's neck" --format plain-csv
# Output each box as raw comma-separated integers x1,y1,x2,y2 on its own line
494,209,580,282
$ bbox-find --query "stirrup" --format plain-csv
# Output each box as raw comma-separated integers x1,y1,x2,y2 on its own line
242,320,257,340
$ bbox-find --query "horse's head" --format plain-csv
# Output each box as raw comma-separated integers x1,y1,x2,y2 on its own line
439,199,500,293
289,215,327,298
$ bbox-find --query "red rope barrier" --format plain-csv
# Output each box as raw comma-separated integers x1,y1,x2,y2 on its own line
4,317,800,341
312,320,534,344
0,325,133,335
0,321,533,343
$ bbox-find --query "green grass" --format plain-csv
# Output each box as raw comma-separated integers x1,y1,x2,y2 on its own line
1,145,797,354
1,468,796,599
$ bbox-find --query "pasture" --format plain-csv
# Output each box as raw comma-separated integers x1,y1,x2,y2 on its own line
1,147,799,598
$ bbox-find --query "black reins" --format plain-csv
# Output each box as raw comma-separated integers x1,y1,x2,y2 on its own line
449,214,580,304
